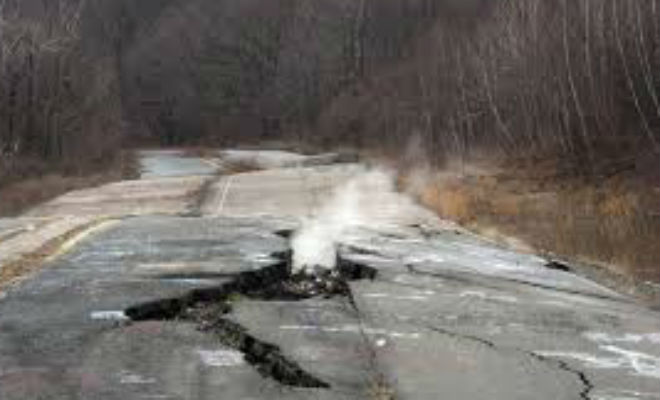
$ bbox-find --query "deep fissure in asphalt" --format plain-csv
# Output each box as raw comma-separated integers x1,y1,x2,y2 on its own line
424,312,594,399
123,250,377,389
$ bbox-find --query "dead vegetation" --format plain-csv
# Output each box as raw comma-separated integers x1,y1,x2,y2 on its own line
0,220,102,292
222,158,263,175
0,151,138,217
313,1,660,291
406,156,660,286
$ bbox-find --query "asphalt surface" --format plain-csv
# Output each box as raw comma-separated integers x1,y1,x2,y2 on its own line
139,150,219,179
0,150,659,400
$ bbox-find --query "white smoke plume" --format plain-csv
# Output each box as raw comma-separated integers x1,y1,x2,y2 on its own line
291,168,406,274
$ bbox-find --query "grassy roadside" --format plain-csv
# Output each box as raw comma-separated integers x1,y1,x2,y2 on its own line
0,151,139,217
0,219,118,292
403,157,660,301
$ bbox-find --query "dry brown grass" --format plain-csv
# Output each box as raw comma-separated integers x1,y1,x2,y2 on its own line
0,152,138,217
0,221,100,292
409,160,660,286
420,184,473,223
223,158,263,175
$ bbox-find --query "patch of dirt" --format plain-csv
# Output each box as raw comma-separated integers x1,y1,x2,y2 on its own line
0,220,108,293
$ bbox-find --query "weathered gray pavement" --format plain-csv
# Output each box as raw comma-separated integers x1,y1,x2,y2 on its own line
1,150,659,400
139,150,220,179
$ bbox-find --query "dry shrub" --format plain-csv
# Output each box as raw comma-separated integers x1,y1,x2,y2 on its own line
223,158,263,175
488,193,522,217
1,175,95,216
409,164,660,284
545,188,659,281
0,152,137,217
420,183,473,223
598,191,637,217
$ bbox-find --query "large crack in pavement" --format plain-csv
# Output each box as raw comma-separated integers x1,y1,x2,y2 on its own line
422,318,595,399
406,264,626,303
199,317,331,388
183,172,223,217
122,251,378,390
344,284,397,400
397,262,597,399
529,352,594,400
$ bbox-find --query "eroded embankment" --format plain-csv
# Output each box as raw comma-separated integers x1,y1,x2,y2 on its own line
123,251,377,389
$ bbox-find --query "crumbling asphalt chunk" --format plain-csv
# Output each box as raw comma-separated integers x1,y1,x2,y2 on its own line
123,251,378,389
545,260,572,272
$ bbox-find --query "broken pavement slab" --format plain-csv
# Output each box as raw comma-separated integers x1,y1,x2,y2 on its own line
346,255,660,400
230,298,376,397
1,150,659,400
79,321,341,400
1,151,216,288
0,215,371,399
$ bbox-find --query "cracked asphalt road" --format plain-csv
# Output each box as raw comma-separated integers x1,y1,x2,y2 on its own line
0,150,659,400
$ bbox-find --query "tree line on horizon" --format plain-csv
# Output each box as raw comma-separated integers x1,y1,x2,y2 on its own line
1,0,659,185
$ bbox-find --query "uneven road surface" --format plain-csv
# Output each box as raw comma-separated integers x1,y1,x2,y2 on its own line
1,150,659,400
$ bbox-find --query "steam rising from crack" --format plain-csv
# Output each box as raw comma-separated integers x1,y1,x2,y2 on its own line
291,169,398,274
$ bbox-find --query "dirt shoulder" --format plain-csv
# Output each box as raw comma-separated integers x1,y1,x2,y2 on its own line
404,157,660,305
0,219,118,293
0,151,139,218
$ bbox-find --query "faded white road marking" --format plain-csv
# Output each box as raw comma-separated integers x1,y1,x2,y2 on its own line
279,324,421,339
90,311,129,321
363,293,429,301
197,349,245,367
460,290,487,299
459,290,518,303
602,345,660,378
216,176,235,215
119,371,156,384
595,389,660,400
538,345,660,379
585,332,660,345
